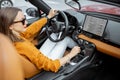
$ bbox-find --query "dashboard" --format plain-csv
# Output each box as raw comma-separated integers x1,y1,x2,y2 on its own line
64,10,120,47
81,14,120,47
63,10,120,58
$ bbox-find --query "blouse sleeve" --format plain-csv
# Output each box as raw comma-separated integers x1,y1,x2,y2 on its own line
14,41,61,72
20,17,47,39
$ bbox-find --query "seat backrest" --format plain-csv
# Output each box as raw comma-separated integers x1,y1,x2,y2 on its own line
19,55,40,78
0,34,24,80
0,33,40,80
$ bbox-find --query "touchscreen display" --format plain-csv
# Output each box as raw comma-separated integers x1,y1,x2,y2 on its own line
83,15,108,37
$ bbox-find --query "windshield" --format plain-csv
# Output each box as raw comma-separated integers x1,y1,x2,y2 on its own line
97,0,120,4
91,0,120,7
76,0,120,16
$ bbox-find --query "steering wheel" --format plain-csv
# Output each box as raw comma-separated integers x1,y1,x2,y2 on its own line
46,11,69,42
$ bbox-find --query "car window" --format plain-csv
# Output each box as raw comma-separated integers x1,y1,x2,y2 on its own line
13,0,37,19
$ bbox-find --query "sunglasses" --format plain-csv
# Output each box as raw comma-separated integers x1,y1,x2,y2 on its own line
13,17,26,25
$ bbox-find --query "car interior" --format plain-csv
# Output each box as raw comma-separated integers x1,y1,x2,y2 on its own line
23,0,120,80
1,0,120,80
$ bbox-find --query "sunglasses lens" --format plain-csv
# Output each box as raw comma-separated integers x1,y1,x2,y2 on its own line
13,16,26,25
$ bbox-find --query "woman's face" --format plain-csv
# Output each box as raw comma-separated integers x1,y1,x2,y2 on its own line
9,11,27,33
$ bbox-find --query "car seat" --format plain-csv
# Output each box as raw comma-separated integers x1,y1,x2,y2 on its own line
0,33,40,80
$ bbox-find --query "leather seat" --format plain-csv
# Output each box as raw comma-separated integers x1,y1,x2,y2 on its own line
19,55,40,78
0,33,40,80
0,34,24,80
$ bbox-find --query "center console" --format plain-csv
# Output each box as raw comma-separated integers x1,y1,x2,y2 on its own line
28,38,96,80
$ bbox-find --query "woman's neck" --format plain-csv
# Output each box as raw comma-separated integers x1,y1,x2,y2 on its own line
12,30,20,37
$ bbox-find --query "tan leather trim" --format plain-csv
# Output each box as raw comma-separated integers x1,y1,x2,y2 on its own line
78,34,120,59
19,55,40,78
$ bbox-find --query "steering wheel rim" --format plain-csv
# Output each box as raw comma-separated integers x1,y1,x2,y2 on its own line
46,11,69,42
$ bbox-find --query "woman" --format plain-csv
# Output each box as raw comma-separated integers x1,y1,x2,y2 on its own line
0,7,81,78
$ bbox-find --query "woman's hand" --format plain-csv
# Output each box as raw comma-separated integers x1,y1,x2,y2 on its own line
59,46,81,66
69,46,81,58
47,9,58,19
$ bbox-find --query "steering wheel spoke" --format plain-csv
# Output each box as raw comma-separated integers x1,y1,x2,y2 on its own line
58,32,63,39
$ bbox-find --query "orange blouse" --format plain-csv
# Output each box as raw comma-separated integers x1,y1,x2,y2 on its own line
14,17,60,73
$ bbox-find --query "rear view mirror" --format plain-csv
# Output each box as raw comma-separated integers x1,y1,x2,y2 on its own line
65,0,81,10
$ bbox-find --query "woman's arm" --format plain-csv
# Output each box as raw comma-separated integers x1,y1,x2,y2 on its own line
21,9,57,39
21,17,47,39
